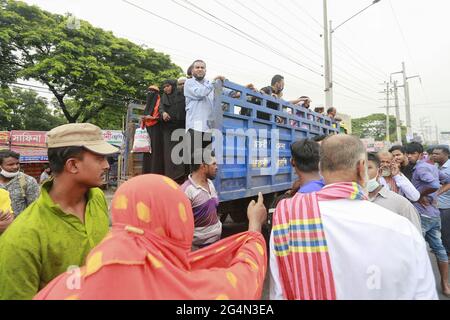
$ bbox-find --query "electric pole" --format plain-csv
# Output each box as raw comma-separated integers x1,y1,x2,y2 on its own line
379,82,391,142
392,62,420,142
323,0,332,109
402,62,412,140
393,81,402,144
385,82,391,143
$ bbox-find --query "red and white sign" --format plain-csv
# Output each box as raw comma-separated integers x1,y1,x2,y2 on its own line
10,131,47,147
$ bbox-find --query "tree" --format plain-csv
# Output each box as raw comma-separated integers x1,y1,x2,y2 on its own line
0,87,66,131
352,113,407,143
0,0,182,124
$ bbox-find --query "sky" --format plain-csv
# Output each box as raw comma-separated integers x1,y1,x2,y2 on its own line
20,0,450,139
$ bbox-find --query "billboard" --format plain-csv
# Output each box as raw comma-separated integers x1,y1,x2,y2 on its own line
10,131,47,147
10,146,48,163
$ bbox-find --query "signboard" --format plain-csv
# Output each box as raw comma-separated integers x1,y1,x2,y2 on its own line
102,130,124,147
0,131,9,145
10,146,48,163
10,131,47,147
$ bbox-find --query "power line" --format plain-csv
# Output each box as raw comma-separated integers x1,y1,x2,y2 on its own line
271,2,389,97
254,0,325,52
172,0,324,76
230,0,324,62
332,73,378,97
207,0,324,74
334,81,380,104
287,0,324,30
121,0,324,91
332,48,387,83
332,36,388,80
388,0,416,70
262,1,390,90
388,0,432,112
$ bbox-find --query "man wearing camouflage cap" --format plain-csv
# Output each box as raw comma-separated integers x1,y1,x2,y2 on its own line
0,123,118,300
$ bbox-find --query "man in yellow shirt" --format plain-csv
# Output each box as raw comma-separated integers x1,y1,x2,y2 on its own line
0,123,118,300
0,188,13,234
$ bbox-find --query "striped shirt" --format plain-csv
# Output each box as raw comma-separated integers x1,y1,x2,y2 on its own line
181,175,219,228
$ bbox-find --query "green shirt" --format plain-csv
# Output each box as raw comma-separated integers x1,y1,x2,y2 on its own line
0,181,110,300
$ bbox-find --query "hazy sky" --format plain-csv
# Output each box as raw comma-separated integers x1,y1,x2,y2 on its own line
21,0,450,135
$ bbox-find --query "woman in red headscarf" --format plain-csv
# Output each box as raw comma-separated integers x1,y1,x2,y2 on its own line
34,174,267,300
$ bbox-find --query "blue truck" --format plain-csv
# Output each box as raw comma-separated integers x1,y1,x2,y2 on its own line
122,80,339,222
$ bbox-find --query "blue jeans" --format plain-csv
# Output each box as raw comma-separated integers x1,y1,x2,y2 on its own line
421,215,449,262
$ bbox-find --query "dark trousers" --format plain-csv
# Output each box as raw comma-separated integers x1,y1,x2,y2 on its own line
187,129,213,170
440,208,450,254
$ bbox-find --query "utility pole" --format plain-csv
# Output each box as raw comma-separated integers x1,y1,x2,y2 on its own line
323,0,381,109
393,81,402,144
385,82,390,143
435,124,440,144
379,82,391,142
391,62,420,142
329,20,333,107
402,62,412,140
323,0,332,109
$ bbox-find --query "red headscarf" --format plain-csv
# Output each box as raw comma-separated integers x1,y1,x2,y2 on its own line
34,174,267,300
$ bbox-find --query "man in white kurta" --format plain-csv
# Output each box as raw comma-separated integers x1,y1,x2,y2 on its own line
270,135,437,300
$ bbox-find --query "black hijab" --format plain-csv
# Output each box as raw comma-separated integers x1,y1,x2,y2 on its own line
144,87,160,116
161,80,177,108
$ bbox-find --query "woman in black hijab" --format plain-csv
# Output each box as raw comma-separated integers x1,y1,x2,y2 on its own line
160,79,188,183
142,85,164,175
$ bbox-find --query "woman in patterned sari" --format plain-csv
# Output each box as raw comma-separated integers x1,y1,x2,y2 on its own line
34,174,267,300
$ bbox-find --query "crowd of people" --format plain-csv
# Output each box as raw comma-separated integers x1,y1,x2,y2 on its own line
142,60,340,181
0,59,449,300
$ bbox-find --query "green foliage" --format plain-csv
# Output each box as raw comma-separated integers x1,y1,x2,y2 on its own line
0,0,183,125
352,113,407,143
0,87,66,130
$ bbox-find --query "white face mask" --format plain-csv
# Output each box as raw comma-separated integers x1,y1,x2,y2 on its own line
367,178,380,193
359,165,370,194
381,168,391,177
0,167,20,179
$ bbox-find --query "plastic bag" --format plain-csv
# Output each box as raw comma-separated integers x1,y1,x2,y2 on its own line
132,128,151,153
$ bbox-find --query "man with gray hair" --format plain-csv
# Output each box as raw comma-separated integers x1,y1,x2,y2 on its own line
270,134,437,300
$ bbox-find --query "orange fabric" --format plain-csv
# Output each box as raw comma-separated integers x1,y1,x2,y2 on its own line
143,95,161,128
34,174,267,300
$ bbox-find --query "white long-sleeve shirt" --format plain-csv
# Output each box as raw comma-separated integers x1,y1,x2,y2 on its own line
379,174,420,202
269,199,437,300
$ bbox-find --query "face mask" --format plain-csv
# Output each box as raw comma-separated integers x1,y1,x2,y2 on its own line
381,168,391,177
0,167,20,179
367,178,380,193
360,166,370,193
